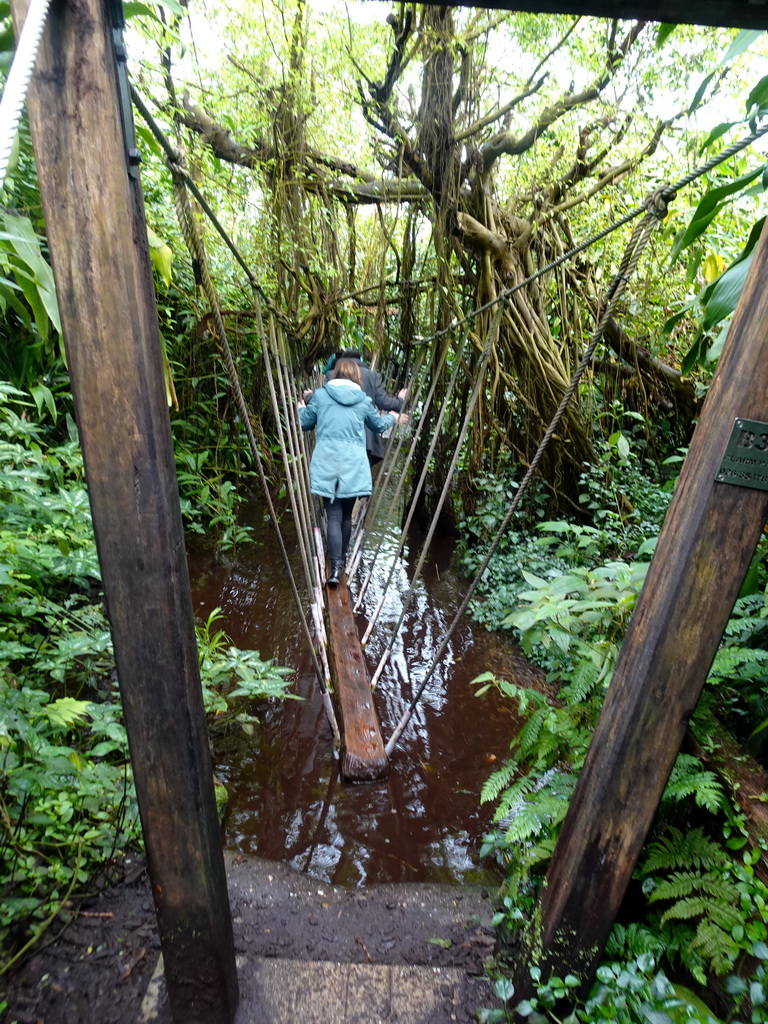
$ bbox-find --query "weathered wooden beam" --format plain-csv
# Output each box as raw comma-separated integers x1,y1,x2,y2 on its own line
10,0,238,1020
326,579,389,781
518,218,768,991
399,0,768,30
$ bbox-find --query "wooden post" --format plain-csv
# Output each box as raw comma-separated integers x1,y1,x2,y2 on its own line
10,0,239,1020
518,219,768,991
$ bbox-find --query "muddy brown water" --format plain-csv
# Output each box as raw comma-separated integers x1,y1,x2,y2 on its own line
188,499,537,889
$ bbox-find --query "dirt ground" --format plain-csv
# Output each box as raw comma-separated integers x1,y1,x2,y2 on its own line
2,852,501,1024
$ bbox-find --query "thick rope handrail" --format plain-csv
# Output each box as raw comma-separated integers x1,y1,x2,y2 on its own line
0,0,52,192
170,167,340,748
385,192,668,755
360,350,427,533
370,302,504,684
272,320,319,561
260,314,332,678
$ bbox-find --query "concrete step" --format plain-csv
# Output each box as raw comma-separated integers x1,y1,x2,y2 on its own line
141,954,493,1024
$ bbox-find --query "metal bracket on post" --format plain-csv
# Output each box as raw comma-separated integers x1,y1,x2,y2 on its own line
107,0,141,178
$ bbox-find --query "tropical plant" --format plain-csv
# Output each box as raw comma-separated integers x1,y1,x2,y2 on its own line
0,382,295,966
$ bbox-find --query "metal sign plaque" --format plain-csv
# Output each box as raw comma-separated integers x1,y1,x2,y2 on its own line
716,418,768,491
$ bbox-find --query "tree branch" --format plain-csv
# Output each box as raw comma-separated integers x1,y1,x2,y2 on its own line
479,21,646,173
456,75,548,143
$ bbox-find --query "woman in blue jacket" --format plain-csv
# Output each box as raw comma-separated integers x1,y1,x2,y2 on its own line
299,358,407,586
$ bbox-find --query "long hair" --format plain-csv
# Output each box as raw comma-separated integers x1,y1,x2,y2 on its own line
332,358,362,386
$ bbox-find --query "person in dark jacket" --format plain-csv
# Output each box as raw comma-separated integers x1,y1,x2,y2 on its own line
299,358,407,586
341,349,407,465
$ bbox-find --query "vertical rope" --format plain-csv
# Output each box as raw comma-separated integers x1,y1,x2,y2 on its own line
385,198,668,755
345,351,427,580
370,303,504,683
170,168,341,749
361,327,472,644
353,337,455,614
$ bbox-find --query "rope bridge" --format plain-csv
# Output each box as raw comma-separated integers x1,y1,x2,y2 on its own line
4,0,767,781
127,77,768,775
112,72,768,777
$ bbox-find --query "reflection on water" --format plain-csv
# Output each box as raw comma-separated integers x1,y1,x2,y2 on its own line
188,499,533,887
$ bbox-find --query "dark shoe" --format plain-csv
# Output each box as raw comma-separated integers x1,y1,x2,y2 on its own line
327,561,343,587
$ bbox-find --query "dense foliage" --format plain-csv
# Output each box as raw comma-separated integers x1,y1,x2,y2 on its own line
1,0,768,1019
459,429,768,1020
0,383,295,970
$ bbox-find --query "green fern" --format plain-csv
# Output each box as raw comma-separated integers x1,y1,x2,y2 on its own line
651,870,738,908
662,754,724,813
642,826,723,874
639,822,753,980
708,644,768,682
515,706,547,758
559,655,600,704
690,918,741,976
501,771,576,843
605,921,665,960
492,771,542,820
480,760,518,805
656,887,742,930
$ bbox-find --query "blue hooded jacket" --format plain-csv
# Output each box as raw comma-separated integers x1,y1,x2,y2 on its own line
300,380,396,499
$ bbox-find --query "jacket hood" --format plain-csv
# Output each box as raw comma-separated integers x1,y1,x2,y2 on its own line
323,381,368,407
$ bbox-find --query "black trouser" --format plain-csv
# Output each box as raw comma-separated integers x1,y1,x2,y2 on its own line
324,496,356,563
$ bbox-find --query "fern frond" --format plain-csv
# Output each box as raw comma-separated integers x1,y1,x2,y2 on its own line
503,792,569,844
515,708,547,758
480,760,518,804
663,754,724,813
642,827,724,874
560,657,599,704
709,644,768,680
655,869,738,905
494,773,540,821
691,919,739,975
605,922,665,960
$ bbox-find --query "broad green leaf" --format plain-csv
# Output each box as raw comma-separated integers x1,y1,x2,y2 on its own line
689,31,762,116
746,74,768,115
147,226,173,287
29,383,57,423
672,982,724,1021
702,252,724,282
699,121,739,152
661,299,695,336
43,697,92,728
680,330,704,376
721,29,762,65
670,166,764,264
0,212,61,334
706,320,731,364
701,251,753,329
688,71,715,116
521,570,548,588
655,24,676,46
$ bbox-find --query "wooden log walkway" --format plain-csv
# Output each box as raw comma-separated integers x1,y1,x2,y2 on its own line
326,576,388,782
